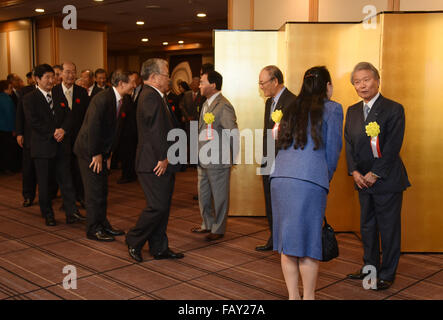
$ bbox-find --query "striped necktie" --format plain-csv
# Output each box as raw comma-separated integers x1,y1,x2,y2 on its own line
46,93,53,109
364,104,370,121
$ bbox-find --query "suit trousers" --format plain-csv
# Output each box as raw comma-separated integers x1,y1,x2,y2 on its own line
78,157,112,235
126,172,175,254
359,192,403,281
119,136,137,180
198,166,231,235
33,148,77,218
262,174,273,244
22,146,36,201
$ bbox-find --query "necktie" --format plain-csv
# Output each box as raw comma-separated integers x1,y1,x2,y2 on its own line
117,98,122,118
46,93,53,109
269,98,277,120
65,89,73,110
364,104,370,121
202,100,209,115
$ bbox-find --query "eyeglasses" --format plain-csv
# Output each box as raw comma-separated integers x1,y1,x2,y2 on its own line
157,73,170,78
259,77,275,86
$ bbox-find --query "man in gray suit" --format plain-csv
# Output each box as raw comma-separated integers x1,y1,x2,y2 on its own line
191,70,238,241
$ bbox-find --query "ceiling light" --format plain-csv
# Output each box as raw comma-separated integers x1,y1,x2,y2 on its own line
178,40,184,44
141,38,149,42
162,42,169,46
136,21,145,25
93,0,104,2
35,8,45,13
197,13,206,18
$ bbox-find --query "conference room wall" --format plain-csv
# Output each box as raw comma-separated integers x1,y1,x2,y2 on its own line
0,20,32,81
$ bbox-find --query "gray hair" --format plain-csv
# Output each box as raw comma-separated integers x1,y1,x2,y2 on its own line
110,69,131,87
140,58,168,81
351,62,380,84
262,65,284,84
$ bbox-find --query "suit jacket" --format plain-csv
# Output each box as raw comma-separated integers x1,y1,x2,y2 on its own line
10,91,19,109
271,100,343,191
179,90,205,120
74,88,117,161
135,85,175,173
263,87,297,159
344,94,410,194
90,84,103,99
52,84,89,145
16,85,36,148
198,93,238,169
115,94,137,146
23,88,72,158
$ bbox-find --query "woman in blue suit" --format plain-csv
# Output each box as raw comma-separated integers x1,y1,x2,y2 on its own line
271,66,343,300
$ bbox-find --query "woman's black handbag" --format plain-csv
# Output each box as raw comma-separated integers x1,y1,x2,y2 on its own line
322,217,339,262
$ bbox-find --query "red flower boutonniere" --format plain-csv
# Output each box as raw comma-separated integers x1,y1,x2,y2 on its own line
121,112,126,118
60,102,66,108
172,106,176,112
75,98,80,104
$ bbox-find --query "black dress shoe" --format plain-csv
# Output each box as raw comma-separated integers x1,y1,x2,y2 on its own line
128,246,143,262
23,199,33,207
255,243,273,251
205,233,224,242
104,227,125,236
153,248,184,260
374,279,393,291
72,210,86,221
66,215,80,224
347,269,368,280
45,215,56,226
87,230,115,242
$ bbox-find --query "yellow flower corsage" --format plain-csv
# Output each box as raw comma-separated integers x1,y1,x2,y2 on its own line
271,109,283,123
365,121,380,137
203,112,215,125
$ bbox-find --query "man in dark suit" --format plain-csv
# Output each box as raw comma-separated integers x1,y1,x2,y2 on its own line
81,69,102,98
125,58,184,262
256,65,297,251
345,62,410,290
22,64,83,226
52,62,89,208
94,68,109,90
114,71,142,184
16,78,37,207
74,70,134,241
6,73,22,108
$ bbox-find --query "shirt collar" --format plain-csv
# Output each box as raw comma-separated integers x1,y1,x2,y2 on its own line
273,86,286,104
112,86,122,104
37,86,51,97
206,91,221,108
149,84,164,98
365,92,380,110
62,82,73,93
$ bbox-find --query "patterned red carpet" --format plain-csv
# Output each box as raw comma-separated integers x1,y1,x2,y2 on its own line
0,169,441,300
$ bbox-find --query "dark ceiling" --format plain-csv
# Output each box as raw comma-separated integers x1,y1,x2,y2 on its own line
0,0,227,52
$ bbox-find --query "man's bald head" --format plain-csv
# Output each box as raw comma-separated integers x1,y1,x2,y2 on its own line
61,62,77,87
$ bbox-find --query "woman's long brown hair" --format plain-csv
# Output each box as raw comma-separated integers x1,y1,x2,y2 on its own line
277,66,331,151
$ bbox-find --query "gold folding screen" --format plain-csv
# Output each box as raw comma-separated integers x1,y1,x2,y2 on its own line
215,12,443,252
